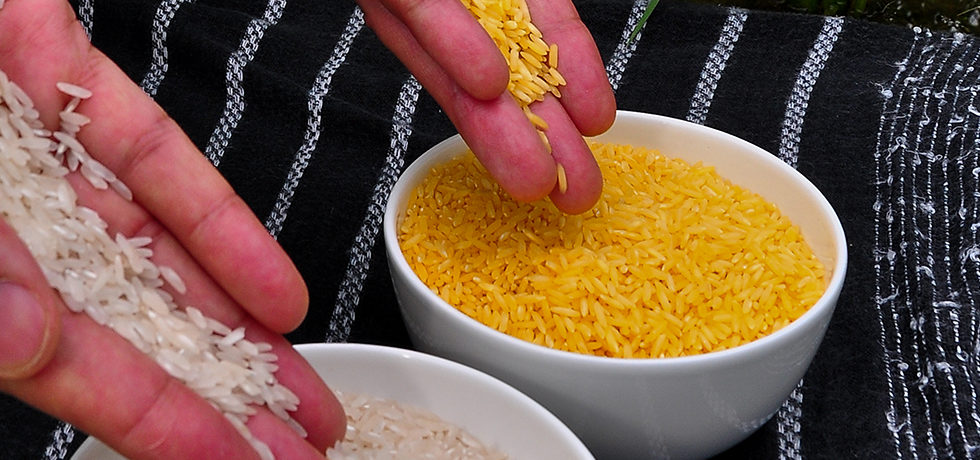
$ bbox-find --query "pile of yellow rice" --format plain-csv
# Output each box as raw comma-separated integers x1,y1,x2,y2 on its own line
398,141,827,358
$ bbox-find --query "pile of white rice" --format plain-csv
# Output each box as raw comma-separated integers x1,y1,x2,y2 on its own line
0,69,300,459
327,391,508,460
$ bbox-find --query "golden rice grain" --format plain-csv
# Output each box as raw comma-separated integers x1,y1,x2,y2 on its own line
556,163,568,193
538,129,551,153
524,106,549,131
398,141,828,359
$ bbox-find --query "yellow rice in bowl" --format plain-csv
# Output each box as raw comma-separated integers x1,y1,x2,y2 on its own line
397,140,827,359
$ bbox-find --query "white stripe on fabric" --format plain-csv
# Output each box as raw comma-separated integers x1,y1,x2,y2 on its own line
868,28,980,458
140,0,195,98
894,35,937,460
951,58,980,455
895,68,935,459
604,0,649,92
777,16,842,168
886,30,950,460
776,385,804,460
951,38,980,452
326,77,421,343
686,8,747,125
43,421,74,460
77,0,95,40
773,17,843,460
874,31,923,460
205,0,288,168
264,7,364,239
917,33,976,457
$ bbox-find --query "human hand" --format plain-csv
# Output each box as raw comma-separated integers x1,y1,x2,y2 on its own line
0,1,344,458
359,0,617,214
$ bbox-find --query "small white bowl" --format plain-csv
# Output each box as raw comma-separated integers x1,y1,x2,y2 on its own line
383,111,848,459
72,343,594,460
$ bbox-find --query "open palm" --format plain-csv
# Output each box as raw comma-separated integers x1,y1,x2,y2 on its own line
0,1,344,458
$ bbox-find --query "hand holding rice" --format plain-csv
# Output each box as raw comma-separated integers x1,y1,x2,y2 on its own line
1,0,622,457
361,0,616,213
0,1,344,457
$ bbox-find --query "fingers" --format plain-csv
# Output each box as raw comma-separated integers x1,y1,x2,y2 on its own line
247,409,330,460
0,312,270,460
378,0,509,100
0,0,344,454
235,324,348,451
451,92,559,202
526,0,617,136
0,177,343,456
0,236,343,458
0,227,343,457
76,59,309,333
360,0,557,202
363,0,612,213
0,1,309,334
62,170,346,452
532,97,603,214
0,220,61,380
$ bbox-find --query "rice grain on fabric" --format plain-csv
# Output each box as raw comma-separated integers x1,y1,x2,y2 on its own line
398,141,828,358
0,69,300,460
327,391,508,460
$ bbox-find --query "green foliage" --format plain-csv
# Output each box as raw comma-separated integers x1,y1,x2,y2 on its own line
630,0,661,43
688,0,980,35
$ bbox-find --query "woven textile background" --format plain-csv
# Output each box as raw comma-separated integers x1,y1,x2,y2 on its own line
2,1,979,458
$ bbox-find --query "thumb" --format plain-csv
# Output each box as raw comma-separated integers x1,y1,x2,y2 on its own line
0,220,61,380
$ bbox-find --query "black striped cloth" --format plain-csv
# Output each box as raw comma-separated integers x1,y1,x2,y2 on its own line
2,0,979,458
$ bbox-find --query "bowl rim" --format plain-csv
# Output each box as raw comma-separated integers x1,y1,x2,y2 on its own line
298,342,594,458
71,342,594,460
383,110,848,370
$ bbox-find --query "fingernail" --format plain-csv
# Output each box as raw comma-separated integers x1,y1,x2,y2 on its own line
0,282,48,377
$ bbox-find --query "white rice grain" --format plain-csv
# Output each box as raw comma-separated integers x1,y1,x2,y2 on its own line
219,327,246,348
328,391,508,460
109,178,133,201
80,157,118,183
56,81,93,99
64,96,81,113
52,130,86,157
158,265,187,294
18,136,53,151
79,162,109,189
59,109,91,129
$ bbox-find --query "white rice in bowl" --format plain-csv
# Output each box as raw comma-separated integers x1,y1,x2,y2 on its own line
328,390,508,460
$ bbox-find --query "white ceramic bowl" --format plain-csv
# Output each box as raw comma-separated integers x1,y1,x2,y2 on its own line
383,111,848,459
72,343,594,460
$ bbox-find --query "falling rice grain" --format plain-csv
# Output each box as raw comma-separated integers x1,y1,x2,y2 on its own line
556,163,568,194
